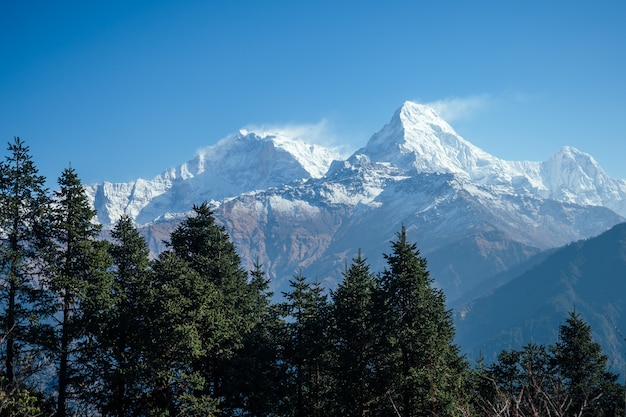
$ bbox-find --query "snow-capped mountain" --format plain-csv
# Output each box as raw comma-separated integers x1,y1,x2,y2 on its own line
358,101,626,215
87,101,626,302
86,129,341,227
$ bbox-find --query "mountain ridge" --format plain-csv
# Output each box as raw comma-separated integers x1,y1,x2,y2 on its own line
86,129,342,226
86,101,625,304
454,221,626,370
88,101,626,228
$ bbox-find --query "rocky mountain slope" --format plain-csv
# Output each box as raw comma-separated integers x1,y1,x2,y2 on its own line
87,101,626,302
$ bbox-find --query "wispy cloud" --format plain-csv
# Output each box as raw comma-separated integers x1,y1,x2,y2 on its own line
426,95,491,121
243,120,353,156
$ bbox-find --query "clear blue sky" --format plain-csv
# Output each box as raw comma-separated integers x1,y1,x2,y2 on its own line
2,1,625,185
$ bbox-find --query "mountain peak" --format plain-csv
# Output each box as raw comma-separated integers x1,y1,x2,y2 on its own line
396,101,455,134
356,101,493,178
545,146,605,182
231,128,341,179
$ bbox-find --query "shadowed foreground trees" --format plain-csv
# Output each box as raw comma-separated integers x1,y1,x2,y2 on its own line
0,138,51,416
44,167,113,417
0,138,624,416
82,215,151,417
376,227,468,417
476,311,623,417
330,252,379,417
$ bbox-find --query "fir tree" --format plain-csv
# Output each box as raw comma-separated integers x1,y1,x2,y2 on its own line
330,251,380,416
0,137,51,416
377,226,467,417
43,167,112,417
551,311,621,417
141,252,220,416
166,202,259,404
218,262,286,417
280,273,332,417
84,215,151,417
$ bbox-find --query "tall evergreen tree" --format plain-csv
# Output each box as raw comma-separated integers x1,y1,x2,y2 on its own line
551,311,621,417
377,226,467,417
0,137,51,415
166,202,259,404
43,167,112,417
280,273,332,417
83,215,151,417
218,261,286,417
140,252,220,416
330,251,380,416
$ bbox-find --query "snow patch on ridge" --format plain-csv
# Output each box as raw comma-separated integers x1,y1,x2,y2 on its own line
353,101,626,216
89,129,341,227
87,100,626,230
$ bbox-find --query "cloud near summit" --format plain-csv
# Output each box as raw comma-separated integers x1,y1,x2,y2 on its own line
243,120,352,156
426,95,491,122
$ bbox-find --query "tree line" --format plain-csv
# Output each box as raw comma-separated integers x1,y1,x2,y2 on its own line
1,137,624,416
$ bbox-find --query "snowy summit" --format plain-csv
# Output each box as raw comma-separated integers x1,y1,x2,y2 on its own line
87,101,626,229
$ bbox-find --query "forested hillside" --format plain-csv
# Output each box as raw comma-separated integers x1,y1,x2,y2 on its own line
2,137,624,416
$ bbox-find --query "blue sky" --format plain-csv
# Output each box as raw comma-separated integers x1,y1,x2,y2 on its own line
1,1,625,185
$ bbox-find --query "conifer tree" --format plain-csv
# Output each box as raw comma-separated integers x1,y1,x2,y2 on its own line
0,137,51,415
166,203,260,404
330,251,380,416
140,252,220,416
551,311,621,417
84,215,151,417
43,167,113,417
218,262,286,417
482,313,623,417
377,226,467,417
280,273,332,417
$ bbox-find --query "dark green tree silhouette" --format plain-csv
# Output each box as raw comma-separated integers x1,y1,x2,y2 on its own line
377,226,467,417
218,261,286,417
166,202,264,408
0,137,51,416
551,311,621,417
280,273,332,417
83,215,151,417
44,167,113,417
330,251,380,416
481,313,623,417
140,252,220,416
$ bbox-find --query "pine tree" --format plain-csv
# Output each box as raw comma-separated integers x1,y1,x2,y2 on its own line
551,311,621,417
84,215,151,417
43,167,112,417
140,252,220,416
0,137,51,416
218,261,286,417
377,226,467,417
166,202,259,404
330,251,380,416
280,273,332,417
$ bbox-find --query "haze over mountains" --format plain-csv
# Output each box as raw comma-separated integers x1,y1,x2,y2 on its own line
456,221,626,372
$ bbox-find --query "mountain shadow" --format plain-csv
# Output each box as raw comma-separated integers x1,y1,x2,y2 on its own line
455,222,626,375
